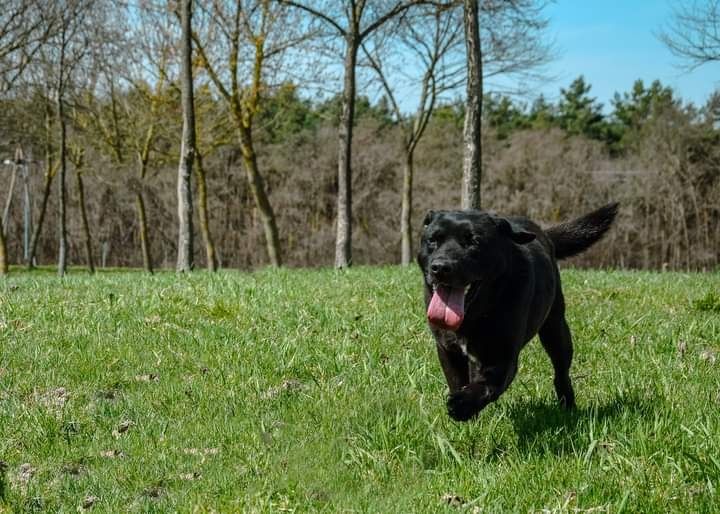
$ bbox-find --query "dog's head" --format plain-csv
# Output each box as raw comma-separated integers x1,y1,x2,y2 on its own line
417,210,536,331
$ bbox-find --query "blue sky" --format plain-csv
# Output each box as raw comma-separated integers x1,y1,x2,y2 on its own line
535,0,719,109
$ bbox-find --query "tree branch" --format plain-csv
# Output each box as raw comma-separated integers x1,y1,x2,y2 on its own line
279,0,347,36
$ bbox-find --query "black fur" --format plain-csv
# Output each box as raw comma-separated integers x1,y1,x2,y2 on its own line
417,203,618,421
545,203,619,259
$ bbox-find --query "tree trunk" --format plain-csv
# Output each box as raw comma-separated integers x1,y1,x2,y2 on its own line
135,191,153,273
22,160,31,263
238,126,281,267
0,215,7,275
400,149,414,266
194,149,218,271
176,0,195,272
2,161,17,236
27,165,53,269
27,105,55,269
75,168,95,273
336,39,358,268
461,0,482,210
136,117,155,273
57,93,68,277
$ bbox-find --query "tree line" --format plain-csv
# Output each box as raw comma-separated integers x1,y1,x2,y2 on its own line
0,0,718,274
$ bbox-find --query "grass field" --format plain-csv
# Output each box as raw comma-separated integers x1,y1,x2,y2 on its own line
1,266,719,512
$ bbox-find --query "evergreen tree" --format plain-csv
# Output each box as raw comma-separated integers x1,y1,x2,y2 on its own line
257,82,320,144
557,76,606,140
484,94,528,139
610,79,677,152
612,79,675,129
528,94,555,129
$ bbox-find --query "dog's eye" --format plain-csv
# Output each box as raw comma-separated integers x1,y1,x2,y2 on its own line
426,237,437,251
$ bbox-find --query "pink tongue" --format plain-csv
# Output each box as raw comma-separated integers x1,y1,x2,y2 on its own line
427,286,465,331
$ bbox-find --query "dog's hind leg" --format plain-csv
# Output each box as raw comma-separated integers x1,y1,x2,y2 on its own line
538,290,576,409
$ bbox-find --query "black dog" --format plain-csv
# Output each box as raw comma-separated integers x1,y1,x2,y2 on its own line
417,203,618,421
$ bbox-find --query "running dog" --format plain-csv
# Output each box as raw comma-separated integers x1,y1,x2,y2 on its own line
417,203,618,421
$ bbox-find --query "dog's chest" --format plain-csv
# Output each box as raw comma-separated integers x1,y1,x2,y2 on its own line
437,330,480,364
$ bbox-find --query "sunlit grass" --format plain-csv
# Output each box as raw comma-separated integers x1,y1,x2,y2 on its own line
0,267,718,512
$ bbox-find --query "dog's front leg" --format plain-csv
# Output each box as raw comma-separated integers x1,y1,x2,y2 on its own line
436,340,469,394
446,356,518,422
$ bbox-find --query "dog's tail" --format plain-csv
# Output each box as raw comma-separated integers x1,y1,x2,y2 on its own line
545,203,619,260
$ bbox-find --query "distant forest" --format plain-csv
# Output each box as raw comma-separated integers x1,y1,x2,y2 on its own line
3,76,719,270
1,1,719,272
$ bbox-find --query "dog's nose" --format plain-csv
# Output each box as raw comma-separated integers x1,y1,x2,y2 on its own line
430,260,451,275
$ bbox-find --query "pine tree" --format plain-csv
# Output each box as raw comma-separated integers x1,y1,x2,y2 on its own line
557,76,606,140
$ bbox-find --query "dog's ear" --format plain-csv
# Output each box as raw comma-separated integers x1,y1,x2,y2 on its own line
494,217,536,244
422,210,437,227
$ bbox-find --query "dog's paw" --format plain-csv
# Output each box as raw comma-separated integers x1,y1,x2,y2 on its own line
446,387,484,422
559,393,576,410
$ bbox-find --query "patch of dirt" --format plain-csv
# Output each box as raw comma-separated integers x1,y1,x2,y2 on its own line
11,463,36,492
441,493,465,507
182,447,219,464
61,462,85,477
80,495,99,510
261,379,306,400
677,340,687,356
182,447,219,456
144,314,162,324
142,484,164,499
100,449,125,459
699,349,717,364
35,387,69,412
134,374,159,383
112,420,134,439
95,388,121,401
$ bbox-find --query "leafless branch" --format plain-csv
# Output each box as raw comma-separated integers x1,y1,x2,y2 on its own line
659,0,720,70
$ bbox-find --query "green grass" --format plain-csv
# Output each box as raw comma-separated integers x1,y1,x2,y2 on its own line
1,267,719,512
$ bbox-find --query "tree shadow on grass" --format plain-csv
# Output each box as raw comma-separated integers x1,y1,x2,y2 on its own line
503,390,657,457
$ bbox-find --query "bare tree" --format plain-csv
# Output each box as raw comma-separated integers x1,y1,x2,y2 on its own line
362,5,464,264
361,1,552,258
283,0,433,268
461,0,482,209
124,5,180,273
26,101,58,269
0,145,8,270
1,145,31,274
2,147,22,237
190,0,307,268
67,144,95,272
127,76,168,274
481,1,554,88
44,1,94,276
56,27,70,276
462,0,553,209
140,1,217,271
77,2,173,274
0,0,55,93
194,146,217,271
660,0,720,69
0,211,6,274
177,0,195,272
0,228,6,275
24,0,97,276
